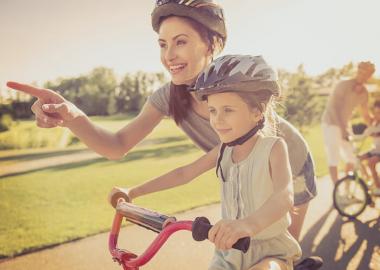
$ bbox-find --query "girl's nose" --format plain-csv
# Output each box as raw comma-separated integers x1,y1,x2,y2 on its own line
215,113,224,124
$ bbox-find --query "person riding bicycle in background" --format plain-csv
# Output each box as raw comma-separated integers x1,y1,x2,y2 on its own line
321,61,376,183
357,100,380,196
8,0,319,268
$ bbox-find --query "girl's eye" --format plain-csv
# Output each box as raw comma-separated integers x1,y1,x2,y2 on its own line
208,108,216,114
159,43,167,49
224,108,233,113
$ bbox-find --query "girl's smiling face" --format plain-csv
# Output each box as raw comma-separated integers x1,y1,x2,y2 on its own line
158,16,212,85
207,92,263,143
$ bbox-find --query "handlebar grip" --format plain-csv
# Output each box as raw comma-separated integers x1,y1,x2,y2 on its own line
116,202,176,233
110,191,131,208
192,217,250,253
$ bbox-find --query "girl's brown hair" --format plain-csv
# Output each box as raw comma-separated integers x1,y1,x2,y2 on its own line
235,90,278,136
162,16,226,125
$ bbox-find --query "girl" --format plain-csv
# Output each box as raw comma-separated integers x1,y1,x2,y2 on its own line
7,1,317,267
111,55,302,269
196,55,302,270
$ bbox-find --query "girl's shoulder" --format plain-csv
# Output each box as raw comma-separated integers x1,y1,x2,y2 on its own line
255,135,284,155
261,136,287,154
260,135,283,145
263,137,288,166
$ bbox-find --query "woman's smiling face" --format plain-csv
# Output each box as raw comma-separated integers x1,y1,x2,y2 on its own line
158,16,212,85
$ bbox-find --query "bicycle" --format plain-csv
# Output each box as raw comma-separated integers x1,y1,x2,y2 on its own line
109,192,324,270
108,198,250,270
333,129,380,219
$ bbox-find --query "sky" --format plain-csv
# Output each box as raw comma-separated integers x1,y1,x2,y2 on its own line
1,0,379,94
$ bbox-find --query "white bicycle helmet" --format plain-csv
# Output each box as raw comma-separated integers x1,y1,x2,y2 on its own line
192,54,280,100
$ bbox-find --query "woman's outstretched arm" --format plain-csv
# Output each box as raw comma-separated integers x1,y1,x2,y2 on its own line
7,81,164,160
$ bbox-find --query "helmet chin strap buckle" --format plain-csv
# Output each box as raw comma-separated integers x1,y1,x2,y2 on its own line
216,118,265,182
226,117,265,147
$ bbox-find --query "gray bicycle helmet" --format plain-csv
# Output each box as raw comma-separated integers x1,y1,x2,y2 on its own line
151,0,226,38
192,54,280,100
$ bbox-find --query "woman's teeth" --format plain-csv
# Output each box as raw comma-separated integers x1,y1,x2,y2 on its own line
170,64,186,73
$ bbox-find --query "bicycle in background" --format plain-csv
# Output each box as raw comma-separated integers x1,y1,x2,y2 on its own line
333,125,380,218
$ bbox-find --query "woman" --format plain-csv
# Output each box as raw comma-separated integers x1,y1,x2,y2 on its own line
7,1,320,268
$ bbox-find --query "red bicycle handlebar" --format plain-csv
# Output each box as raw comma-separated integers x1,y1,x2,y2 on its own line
109,201,250,270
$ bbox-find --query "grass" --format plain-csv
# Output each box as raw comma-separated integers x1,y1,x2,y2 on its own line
0,117,219,257
0,121,67,150
302,124,328,177
0,116,329,258
0,113,138,151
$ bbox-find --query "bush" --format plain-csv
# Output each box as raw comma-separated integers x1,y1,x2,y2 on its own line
0,121,69,150
0,113,13,132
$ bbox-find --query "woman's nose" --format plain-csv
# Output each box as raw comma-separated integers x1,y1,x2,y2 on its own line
165,45,177,62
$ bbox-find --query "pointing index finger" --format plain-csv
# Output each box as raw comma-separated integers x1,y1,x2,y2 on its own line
6,81,60,101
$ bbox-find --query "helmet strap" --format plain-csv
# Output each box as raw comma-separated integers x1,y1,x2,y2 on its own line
226,117,265,147
216,117,265,182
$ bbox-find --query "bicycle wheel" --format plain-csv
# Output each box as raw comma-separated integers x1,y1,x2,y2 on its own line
333,175,369,218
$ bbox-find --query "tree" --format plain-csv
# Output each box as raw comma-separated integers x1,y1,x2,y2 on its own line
78,67,118,115
315,62,355,91
44,67,118,115
118,71,166,113
278,65,323,132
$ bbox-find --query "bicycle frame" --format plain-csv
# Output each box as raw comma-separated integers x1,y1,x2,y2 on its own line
109,210,192,270
348,136,372,185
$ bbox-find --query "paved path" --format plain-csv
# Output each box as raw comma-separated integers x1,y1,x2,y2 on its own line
0,149,102,178
1,177,379,270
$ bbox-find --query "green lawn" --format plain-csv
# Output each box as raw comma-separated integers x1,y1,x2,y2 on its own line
0,117,328,258
303,125,328,177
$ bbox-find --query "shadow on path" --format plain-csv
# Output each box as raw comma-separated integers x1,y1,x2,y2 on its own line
301,206,380,270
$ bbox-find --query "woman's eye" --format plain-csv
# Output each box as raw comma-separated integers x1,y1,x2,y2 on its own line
224,108,233,113
177,39,187,46
159,43,167,49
